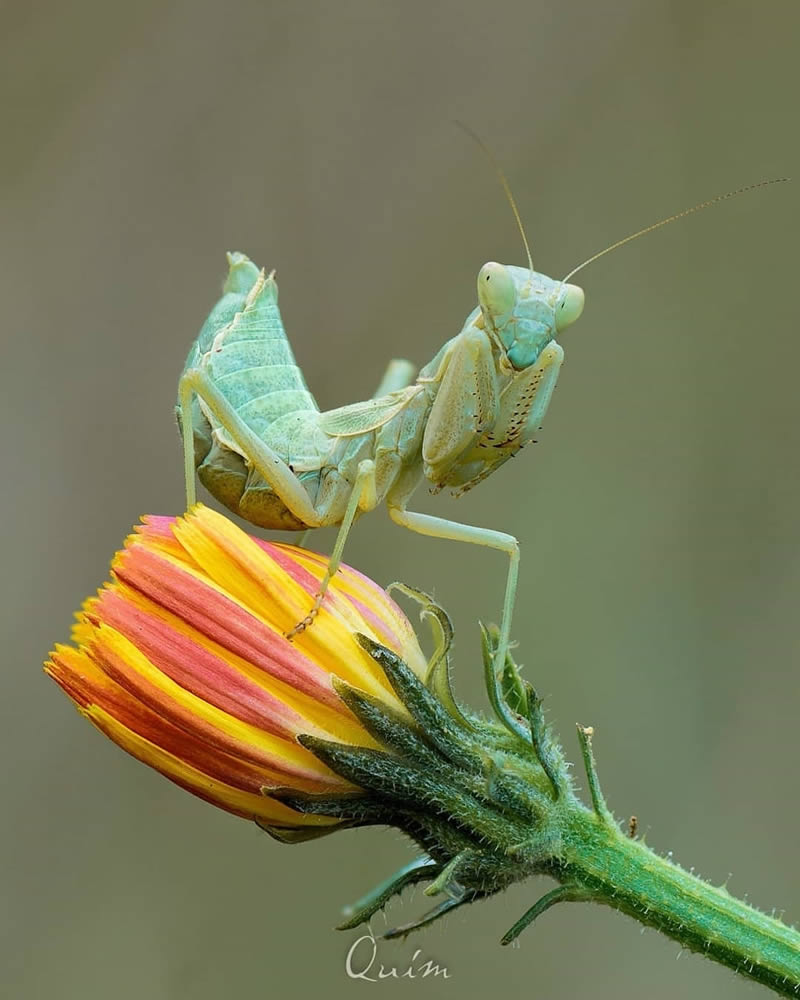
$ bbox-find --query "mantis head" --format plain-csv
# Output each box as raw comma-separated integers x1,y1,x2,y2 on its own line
477,262,584,369
463,122,782,375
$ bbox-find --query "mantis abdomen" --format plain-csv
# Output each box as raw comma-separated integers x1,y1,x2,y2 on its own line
180,253,327,529
178,253,431,531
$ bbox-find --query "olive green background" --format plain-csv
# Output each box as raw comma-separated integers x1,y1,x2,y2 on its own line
2,2,798,997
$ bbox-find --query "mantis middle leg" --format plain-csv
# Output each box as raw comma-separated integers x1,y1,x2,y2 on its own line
291,361,414,553
388,504,519,678
286,457,377,638
371,358,417,397
409,334,563,678
181,359,414,521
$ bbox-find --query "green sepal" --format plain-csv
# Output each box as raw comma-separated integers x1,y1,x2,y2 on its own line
338,857,439,930
423,847,481,897
255,818,351,844
332,674,533,818
480,750,546,821
523,681,568,799
297,734,527,848
479,623,531,742
387,583,476,732
382,892,483,940
354,634,483,773
394,810,478,863
499,641,529,717
331,675,446,766
267,787,479,865
500,885,585,945
265,786,396,824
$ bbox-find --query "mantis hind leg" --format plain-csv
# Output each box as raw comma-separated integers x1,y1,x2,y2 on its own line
178,369,322,526
286,458,377,639
388,506,519,679
179,377,199,510
179,369,377,639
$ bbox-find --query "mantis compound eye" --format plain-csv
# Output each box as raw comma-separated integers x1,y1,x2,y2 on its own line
555,283,585,332
477,262,516,319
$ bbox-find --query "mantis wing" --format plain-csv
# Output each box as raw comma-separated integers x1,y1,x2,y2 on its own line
318,385,422,437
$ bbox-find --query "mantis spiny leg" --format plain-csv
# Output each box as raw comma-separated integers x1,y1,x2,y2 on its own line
178,369,322,526
388,505,519,678
180,370,380,640
286,458,377,639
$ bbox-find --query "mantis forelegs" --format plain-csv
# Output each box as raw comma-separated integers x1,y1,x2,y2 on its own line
388,505,519,677
520,342,563,439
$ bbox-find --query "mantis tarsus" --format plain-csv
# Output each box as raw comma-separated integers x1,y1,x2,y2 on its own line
178,175,785,676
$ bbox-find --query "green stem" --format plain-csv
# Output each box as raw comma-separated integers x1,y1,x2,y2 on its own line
559,807,800,997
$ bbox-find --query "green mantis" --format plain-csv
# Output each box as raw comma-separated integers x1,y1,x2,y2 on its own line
178,176,785,677
178,247,581,676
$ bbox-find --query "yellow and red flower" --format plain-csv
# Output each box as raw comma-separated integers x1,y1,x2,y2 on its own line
46,504,571,939
46,504,428,833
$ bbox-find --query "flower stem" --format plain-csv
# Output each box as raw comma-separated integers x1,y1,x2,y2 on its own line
558,806,800,996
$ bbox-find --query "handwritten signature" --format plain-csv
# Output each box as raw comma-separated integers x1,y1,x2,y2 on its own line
345,929,451,981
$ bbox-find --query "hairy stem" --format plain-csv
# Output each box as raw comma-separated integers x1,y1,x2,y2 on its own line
558,807,800,997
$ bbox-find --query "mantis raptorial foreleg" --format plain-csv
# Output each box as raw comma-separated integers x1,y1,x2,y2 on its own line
519,342,563,439
392,332,562,678
388,505,519,679
401,325,519,674
421,326,498,486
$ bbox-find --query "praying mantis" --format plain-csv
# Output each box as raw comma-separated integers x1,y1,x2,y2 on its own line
177,172,785,676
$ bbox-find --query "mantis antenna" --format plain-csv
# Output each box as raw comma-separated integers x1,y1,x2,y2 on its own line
456,121,535,277
562,177,790,283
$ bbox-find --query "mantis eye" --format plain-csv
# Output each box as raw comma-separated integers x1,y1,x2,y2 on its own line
477,262,516,317
555,283,585,332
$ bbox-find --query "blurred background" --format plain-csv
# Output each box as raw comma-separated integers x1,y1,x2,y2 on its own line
2,1,799,997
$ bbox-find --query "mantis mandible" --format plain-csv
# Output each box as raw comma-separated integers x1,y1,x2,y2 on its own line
177,174,785,677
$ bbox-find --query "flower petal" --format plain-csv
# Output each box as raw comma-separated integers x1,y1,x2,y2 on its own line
46,505,430,828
